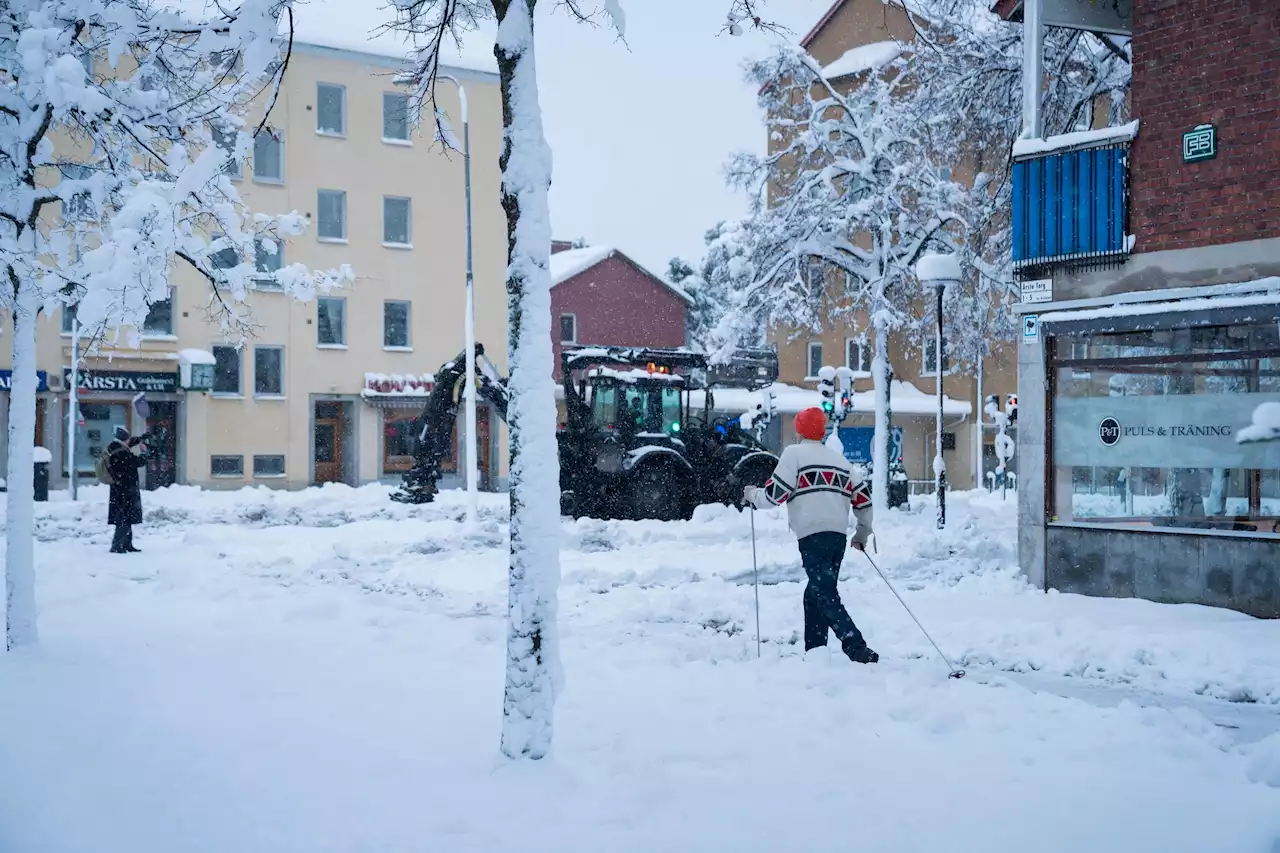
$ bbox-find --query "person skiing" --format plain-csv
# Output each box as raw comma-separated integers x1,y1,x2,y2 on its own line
105,426,149,554
743,407,878,664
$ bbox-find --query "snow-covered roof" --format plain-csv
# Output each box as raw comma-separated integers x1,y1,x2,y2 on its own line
1012,120,1140,160
549,246,693,304
588,367,686,384
362,372,434,398
821,41,903,79
689,380,972,418
178,348,216,367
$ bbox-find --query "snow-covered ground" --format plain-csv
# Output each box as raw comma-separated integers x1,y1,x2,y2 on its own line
3,485,1279,852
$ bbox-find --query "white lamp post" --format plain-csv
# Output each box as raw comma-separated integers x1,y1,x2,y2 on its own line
438,75,478,524
915,253,962,530
67,316,80,500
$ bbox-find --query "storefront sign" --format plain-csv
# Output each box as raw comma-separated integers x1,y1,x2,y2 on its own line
64,369,178,394
0,370,49,392
1183,124,1217,163
1055,393,1280,469
1023,315,1039,344
837,426,903,467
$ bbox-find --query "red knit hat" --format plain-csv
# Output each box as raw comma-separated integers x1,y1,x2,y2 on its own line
794,407,827,441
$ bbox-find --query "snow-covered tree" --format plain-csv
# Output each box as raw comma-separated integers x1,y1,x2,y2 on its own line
672,219,760,351
389,0,778,760
712,45,971,510
1,0,350,651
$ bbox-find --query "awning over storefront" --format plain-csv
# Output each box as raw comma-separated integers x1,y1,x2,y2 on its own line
362,373,433,409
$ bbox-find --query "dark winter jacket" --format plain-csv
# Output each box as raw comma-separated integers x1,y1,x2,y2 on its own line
106,437,147,526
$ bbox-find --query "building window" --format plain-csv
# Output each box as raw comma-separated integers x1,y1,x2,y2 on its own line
383,196,411,247
923,338,950,376
846,338,872,375
560,313,577,344
253,345,284,397
383,92,411,141
211,122,241,178
317,297,346,347
143,287,174,336
209,237,240,272
253,237,283,290
253,129,283,182
384,300,411,348
61,302,78,334
382,410,418,475
316,83,346,135
1049,322,1280,534
212,345,241,395
210,455,244,477
807,341,823,379
253,454,286,477
59,164,94,222
317,189,346,241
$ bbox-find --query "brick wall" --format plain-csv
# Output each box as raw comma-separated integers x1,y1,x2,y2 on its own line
1129,0,1280,253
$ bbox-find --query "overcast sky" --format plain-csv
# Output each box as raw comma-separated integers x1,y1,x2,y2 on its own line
293,0,836,276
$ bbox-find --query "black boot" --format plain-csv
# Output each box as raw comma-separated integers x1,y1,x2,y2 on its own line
125,526,140,553
843,638,879,664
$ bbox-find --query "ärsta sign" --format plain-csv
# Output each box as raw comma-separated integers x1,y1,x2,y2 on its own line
63,369,178,394
0,370,49,392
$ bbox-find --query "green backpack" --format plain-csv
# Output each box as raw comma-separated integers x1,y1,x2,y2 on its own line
95,452,115,486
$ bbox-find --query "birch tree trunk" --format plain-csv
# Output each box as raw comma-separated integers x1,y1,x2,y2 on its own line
871,314,890,515
493,0,562,760
5,276,40,650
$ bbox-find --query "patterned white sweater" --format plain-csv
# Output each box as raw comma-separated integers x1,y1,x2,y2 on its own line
748,439,873,544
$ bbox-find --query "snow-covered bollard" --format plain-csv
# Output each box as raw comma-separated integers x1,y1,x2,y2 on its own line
1237,402,1280,444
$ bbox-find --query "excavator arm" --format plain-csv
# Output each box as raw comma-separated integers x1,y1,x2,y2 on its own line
391,344,508,504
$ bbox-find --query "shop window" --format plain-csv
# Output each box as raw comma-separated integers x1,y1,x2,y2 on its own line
1049,321,1280,535
384,301,410,349
317,297,346,347
253,345,284,397
253,454,285,477
143,287,174,336
382,410,418,474
210,455,244,477
383,92,411,142
66,401,128,477
212,345,241,395
316,83,346,135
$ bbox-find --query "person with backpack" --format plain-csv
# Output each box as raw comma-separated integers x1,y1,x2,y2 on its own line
100,426,150,553
743,407,879,664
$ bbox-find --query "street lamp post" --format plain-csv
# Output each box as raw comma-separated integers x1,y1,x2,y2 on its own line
438,75,478,525
67,317,80,500
916,253,962,530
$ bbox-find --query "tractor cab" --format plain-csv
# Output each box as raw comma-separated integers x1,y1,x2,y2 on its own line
582,364,687,443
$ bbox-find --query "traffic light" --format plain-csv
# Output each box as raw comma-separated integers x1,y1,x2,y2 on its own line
1006,394,1018,423
817,366,836,416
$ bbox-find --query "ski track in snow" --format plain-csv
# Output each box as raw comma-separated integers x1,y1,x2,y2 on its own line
2,485,1279,852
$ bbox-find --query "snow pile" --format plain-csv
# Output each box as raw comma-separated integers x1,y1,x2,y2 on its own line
821,40,903,80
1247,733,1280,788
3,486,1280,850
363,373,434,397
701,379,972,417
1238,402,1280,444
1012,120,1141,158
915,252,963,284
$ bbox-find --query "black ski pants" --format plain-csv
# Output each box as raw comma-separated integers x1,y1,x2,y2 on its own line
798,531,867,652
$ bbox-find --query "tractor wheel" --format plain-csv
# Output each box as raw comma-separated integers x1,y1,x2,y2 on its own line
627,465,688,521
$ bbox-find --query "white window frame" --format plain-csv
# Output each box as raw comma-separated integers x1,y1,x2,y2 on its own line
382,196,412,248
559,313,577,344
316,189,347,243
921,337,954,377
252,454,287,479
316,296,347,349
252,128,284,184
845,338,872,377
382,92,413,145
383,300,412,350
211,122,242,180
211,344,243,397
252,237,284,291
253,345,285,399
805,341,823,381
141,286,177,340
210,455,244,478
316,82,346,137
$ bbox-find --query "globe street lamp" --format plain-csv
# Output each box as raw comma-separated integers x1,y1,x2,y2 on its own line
915,253,962,530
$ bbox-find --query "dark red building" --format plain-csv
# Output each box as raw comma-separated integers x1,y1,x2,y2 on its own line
549,241,691,376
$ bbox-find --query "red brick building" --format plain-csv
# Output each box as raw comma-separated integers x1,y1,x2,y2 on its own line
549,241,691,377
1004,0,1280,616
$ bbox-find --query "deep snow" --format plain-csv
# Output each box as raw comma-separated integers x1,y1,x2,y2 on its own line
2,484,1279,852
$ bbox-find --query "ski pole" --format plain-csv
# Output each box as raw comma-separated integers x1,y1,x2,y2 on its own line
861,551,964,679
750,507,761,659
